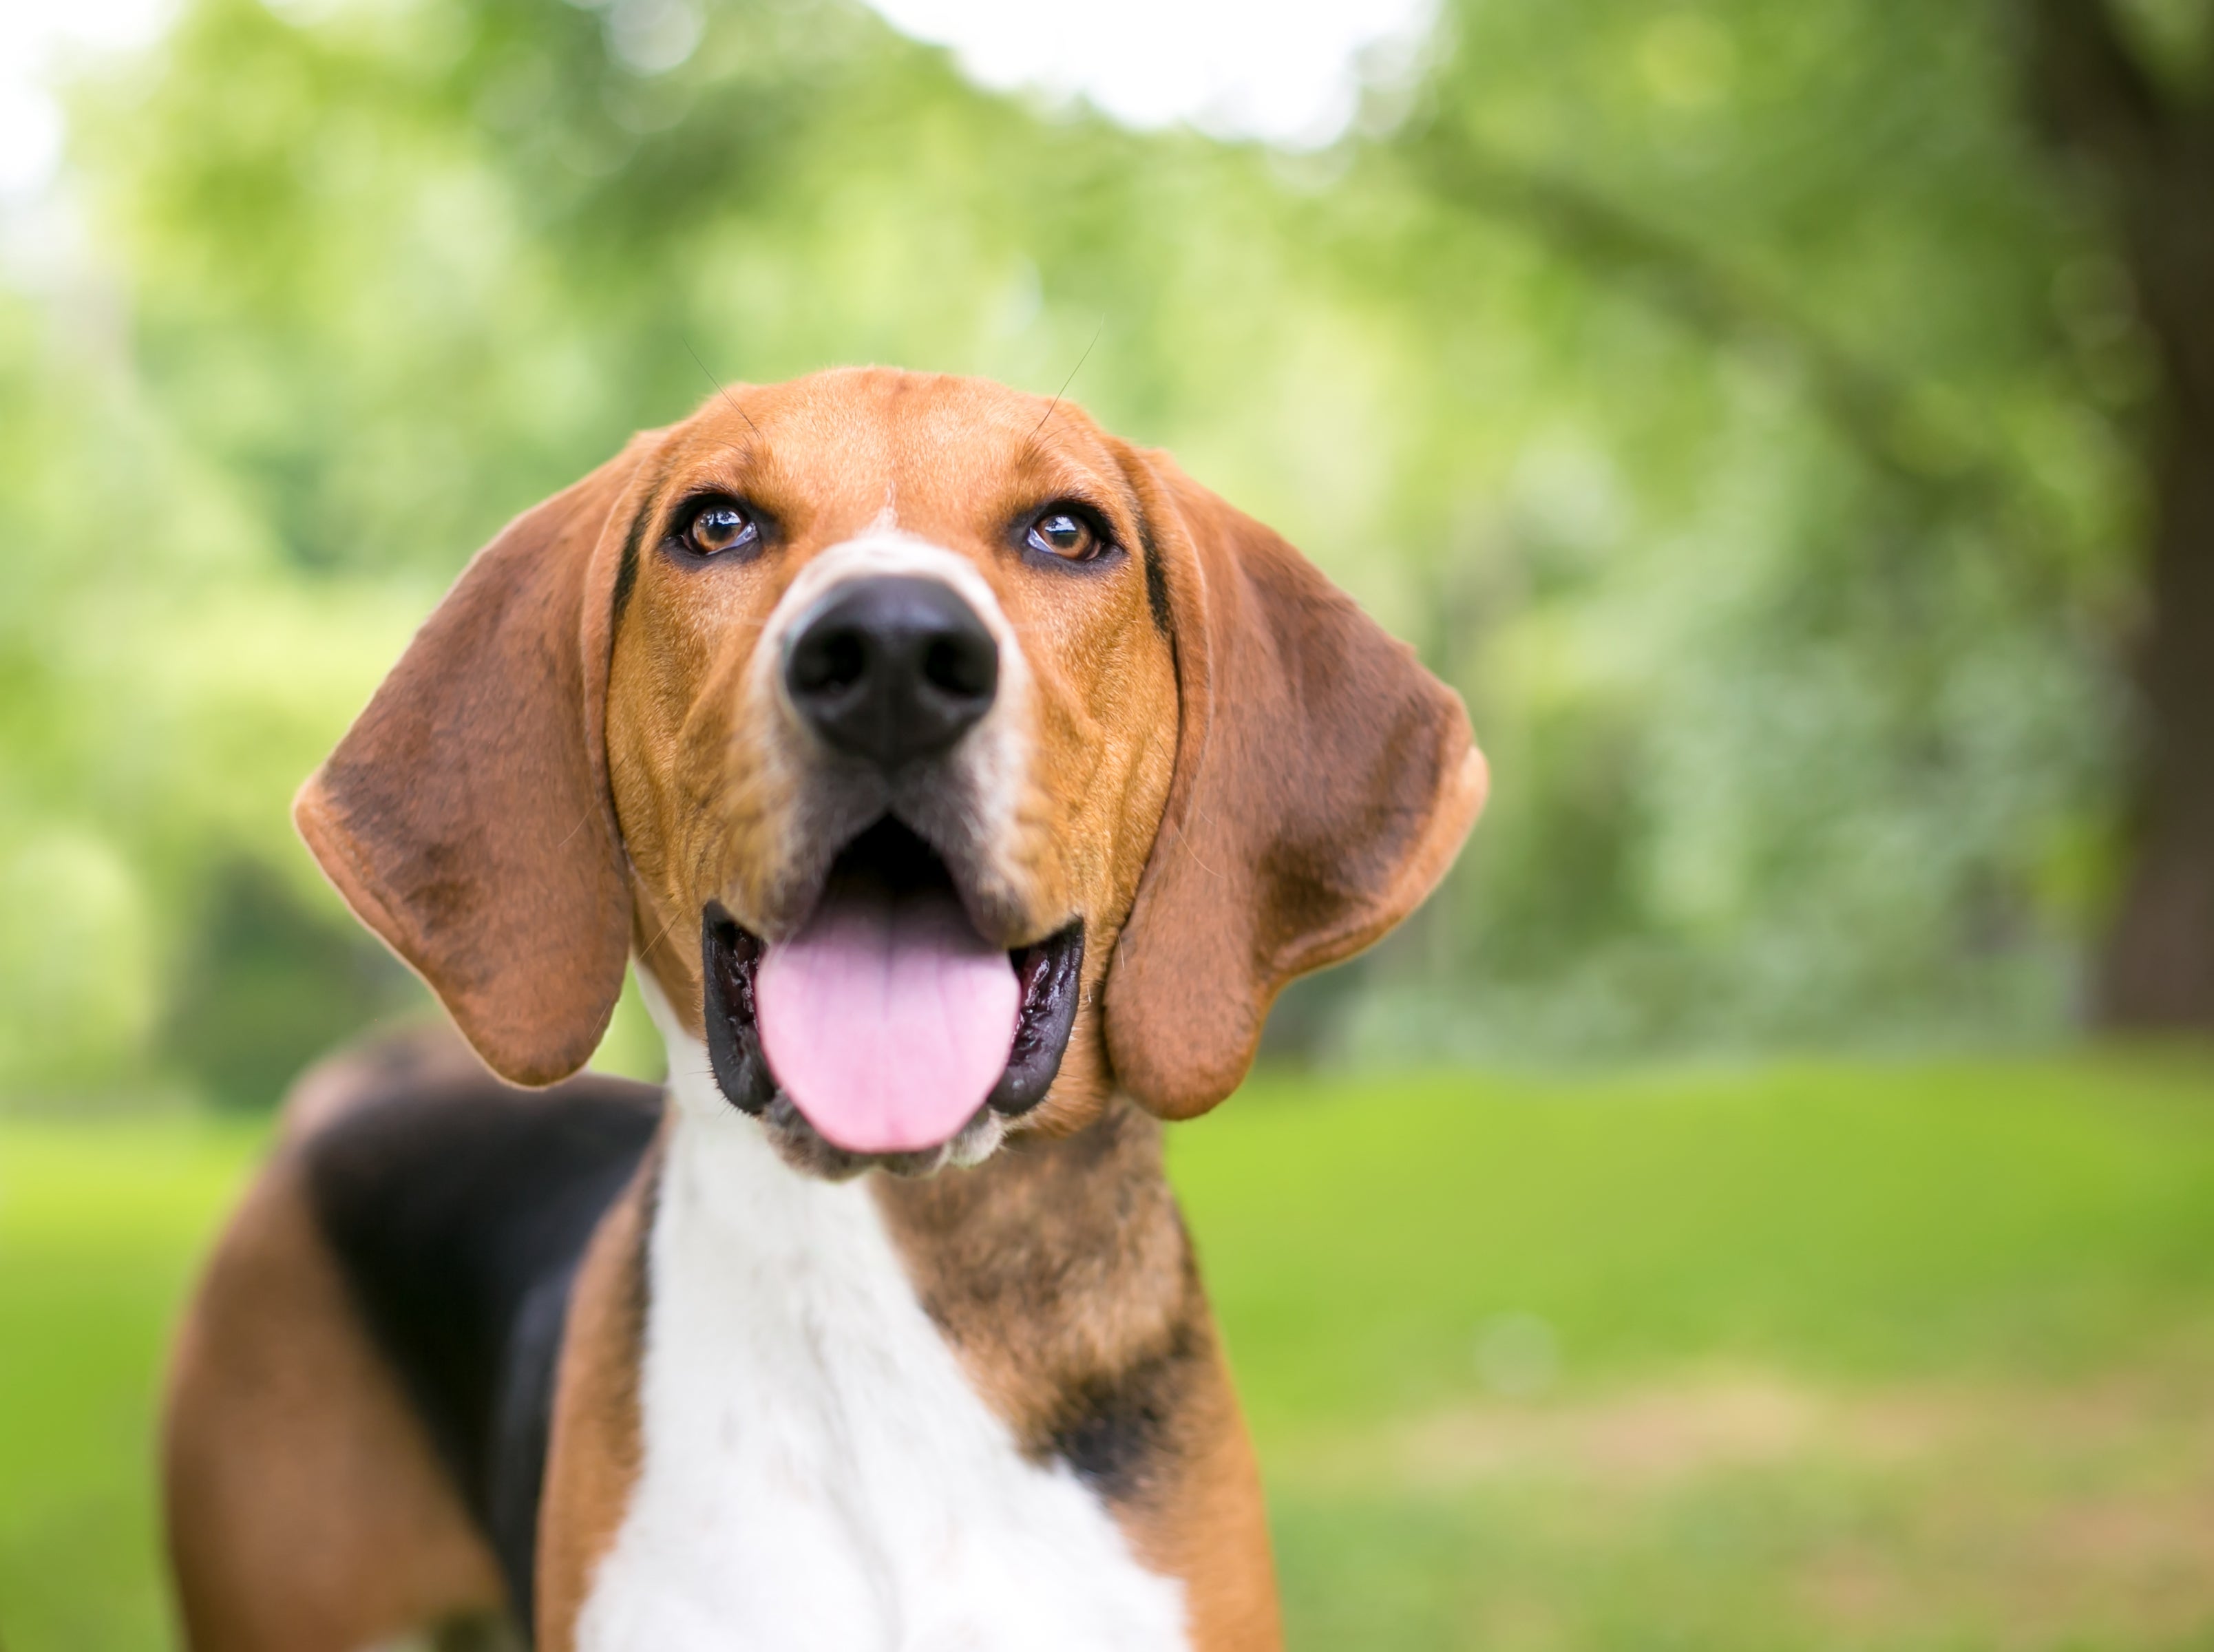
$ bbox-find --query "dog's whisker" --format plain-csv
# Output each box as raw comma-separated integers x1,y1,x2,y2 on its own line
684,337,763,443
1026,316,1105,445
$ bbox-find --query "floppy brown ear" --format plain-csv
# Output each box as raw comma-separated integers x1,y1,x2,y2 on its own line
293,441,653,1086
1104,455,1488,1119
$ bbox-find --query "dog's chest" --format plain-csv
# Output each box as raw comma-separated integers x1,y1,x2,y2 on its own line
573,1099,1189,1652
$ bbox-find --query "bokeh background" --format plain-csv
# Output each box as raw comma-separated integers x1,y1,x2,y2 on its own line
4,0,2214,1646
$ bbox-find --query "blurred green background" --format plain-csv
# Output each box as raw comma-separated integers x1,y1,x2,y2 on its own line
5,0,2214,1645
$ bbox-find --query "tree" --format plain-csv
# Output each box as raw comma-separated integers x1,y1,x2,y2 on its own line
4,0,2164,1101
1338,0,2126,1054
2028,0,2214,1030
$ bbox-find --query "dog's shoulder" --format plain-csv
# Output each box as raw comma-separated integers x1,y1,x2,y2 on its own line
293,1026,663,1626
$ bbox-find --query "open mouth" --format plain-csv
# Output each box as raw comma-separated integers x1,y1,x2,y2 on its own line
702,819,1084,1156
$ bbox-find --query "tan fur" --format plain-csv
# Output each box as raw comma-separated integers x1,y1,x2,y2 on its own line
165,1157,505,1651
603,372,1181,1145
295,368,1478,1129
1103,454,1488,1117
870,1103,1280,1649
535,1136,660,1651
200,367,1485,1646
1127,1350,1282,1652
293,445,653,1087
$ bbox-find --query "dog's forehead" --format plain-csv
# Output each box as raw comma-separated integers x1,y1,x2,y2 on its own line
661,368,1125,538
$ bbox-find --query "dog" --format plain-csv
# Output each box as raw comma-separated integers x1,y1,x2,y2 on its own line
162,367,1486,1651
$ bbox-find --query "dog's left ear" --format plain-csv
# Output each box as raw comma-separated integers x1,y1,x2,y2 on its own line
1104,454,1489,1119
294,440,655,1087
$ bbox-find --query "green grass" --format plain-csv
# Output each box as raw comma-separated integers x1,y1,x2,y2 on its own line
8,1057,2214,1649
1174,1058,2214,1430
0,1118,264,1652
1174,1057,2214,1650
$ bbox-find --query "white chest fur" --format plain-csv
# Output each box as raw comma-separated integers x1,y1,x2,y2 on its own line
573,1029,1190,1652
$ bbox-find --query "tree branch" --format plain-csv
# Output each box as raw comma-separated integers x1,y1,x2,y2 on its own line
2025,0,2173,178
1406,128,2025,525
2022,0,2214,412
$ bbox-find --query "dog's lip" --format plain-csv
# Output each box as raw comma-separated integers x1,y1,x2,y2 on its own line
698,820,1084,1149
747,810,1023,950
988,920,1084,1116
700,906,773,1116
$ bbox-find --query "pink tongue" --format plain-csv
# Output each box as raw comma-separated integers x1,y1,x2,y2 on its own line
755,881,1020,1154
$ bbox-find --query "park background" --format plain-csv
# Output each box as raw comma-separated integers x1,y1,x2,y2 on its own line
6,0,2214,1645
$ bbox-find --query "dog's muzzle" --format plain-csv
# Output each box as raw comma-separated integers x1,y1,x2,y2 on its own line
703,573,1078,1170
783,575,999,770
701,827,1084,1168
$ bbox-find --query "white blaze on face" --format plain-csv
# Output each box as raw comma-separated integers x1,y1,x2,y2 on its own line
748,531,1035,1152
752,528,1034,817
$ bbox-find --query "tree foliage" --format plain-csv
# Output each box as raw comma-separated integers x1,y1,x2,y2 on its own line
0,0,2153,1103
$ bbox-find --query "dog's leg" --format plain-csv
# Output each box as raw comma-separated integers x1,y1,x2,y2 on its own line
535,1146,658,1652
163,1157,508,1652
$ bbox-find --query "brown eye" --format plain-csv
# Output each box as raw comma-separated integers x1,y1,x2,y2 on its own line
683,499,757,557
1026,509,1102,562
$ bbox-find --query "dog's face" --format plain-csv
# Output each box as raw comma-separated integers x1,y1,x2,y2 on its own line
607,373,1178,1172
298,368,1486,1178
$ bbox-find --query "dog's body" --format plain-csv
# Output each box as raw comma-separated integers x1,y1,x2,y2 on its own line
165,369,1484,1650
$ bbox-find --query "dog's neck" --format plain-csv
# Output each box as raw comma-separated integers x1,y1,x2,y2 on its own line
633,961,1205,1483
635,968,1195,1375
577,982,1193,1648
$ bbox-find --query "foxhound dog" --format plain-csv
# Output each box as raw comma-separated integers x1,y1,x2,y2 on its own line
162,368,1486,1651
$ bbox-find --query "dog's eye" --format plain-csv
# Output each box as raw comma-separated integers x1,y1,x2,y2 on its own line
683,499,757,557
1026,509,1103,562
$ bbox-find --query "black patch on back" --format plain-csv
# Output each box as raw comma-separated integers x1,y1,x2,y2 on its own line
304,1063,662,1635
1048,1317,1203,1505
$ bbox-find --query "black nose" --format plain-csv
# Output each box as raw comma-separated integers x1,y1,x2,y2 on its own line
783,576,1000,767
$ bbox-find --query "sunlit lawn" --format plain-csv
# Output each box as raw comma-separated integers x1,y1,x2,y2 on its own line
0,1116,264,1652
8,1057,2214,1649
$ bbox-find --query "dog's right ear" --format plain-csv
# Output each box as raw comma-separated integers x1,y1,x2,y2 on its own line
1103,454,1487,1119
294,439,657,1087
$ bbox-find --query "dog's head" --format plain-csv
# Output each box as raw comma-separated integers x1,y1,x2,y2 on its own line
298,368,1486,1176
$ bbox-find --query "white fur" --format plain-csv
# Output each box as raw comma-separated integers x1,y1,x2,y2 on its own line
751,529,1034,854
574,986,1190,1651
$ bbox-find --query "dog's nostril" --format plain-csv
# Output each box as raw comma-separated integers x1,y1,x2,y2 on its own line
784,575,1000,767
922,633,993,701
793,629,868,694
